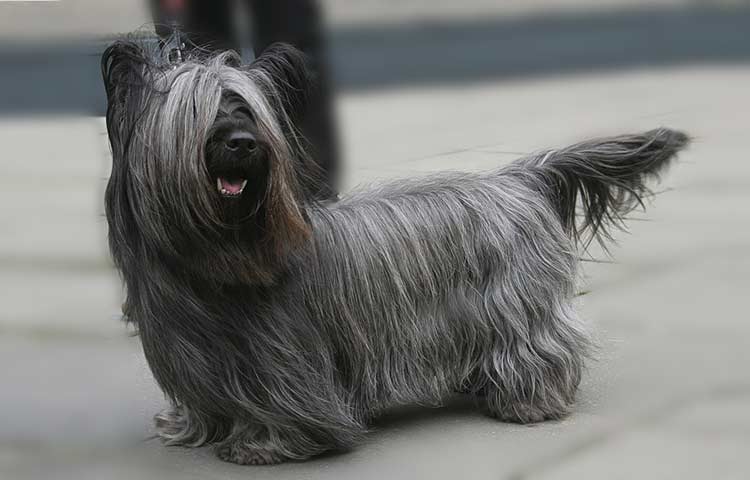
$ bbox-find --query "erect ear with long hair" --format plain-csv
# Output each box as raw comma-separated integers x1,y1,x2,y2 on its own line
101,40,156,162
248,43,332,200
248,43,315,126
242,44,317,250
101,40,157,273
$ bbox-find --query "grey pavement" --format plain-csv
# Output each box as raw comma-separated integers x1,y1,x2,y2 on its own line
2,1,750,478
2,62,749,479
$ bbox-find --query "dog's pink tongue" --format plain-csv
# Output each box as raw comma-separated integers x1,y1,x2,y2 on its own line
220,177,245,194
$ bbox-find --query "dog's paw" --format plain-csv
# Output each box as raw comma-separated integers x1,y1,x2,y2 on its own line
215,442,286,466
490,403,569,424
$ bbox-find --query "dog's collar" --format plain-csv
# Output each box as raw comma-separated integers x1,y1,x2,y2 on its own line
159,0,188,67
164,27,187,66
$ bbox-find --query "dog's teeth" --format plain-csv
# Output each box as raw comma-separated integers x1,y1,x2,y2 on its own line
240,180,248,192
217,178,223,192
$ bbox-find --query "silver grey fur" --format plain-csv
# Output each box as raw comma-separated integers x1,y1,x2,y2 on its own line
102,40,689,465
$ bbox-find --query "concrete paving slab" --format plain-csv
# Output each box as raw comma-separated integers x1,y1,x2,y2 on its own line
661,393,750,435
0,269,122,338
0,117,110,265
527,428,750,480
339,66,750,183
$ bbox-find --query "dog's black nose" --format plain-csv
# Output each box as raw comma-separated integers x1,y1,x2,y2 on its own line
224,131,257,153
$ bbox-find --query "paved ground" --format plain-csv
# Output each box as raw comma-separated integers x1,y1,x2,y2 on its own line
2,61,749,479
2,1,750,478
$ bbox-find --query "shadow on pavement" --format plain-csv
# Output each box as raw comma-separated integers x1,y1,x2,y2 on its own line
369,395,482,429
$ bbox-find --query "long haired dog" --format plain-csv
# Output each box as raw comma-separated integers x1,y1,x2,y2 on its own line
102,40,688,465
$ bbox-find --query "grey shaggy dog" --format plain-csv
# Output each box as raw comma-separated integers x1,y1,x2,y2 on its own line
102,39,689,465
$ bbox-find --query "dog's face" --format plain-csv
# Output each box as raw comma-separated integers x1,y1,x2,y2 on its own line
102,41,312,285
205,92,271,218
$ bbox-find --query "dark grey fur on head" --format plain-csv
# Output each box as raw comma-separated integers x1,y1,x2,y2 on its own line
102,39,689,465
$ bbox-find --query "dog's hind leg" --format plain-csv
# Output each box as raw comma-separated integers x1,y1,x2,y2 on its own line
475,286,589,423
483,286,589,424
482,304,588,423
471,236,590,424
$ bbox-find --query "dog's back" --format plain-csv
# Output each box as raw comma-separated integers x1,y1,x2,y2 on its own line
292,128,688,420
301,167,576,412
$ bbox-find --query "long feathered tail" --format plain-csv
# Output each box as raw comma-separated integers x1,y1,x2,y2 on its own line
525,128,690,248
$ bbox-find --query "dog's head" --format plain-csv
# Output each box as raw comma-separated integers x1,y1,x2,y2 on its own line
102,40,312,285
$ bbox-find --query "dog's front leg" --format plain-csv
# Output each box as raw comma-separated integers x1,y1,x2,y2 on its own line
215,422,327,466
154,404,223,448
215,423,285,465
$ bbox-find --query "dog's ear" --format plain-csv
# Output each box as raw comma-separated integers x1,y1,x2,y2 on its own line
101,41,155,160
101,41,156,273
248,43,316,123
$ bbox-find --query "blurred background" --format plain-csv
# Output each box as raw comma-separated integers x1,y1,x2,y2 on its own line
1,1,749,479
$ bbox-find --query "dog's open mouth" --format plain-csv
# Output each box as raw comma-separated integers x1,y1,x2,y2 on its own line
217,177,249,197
